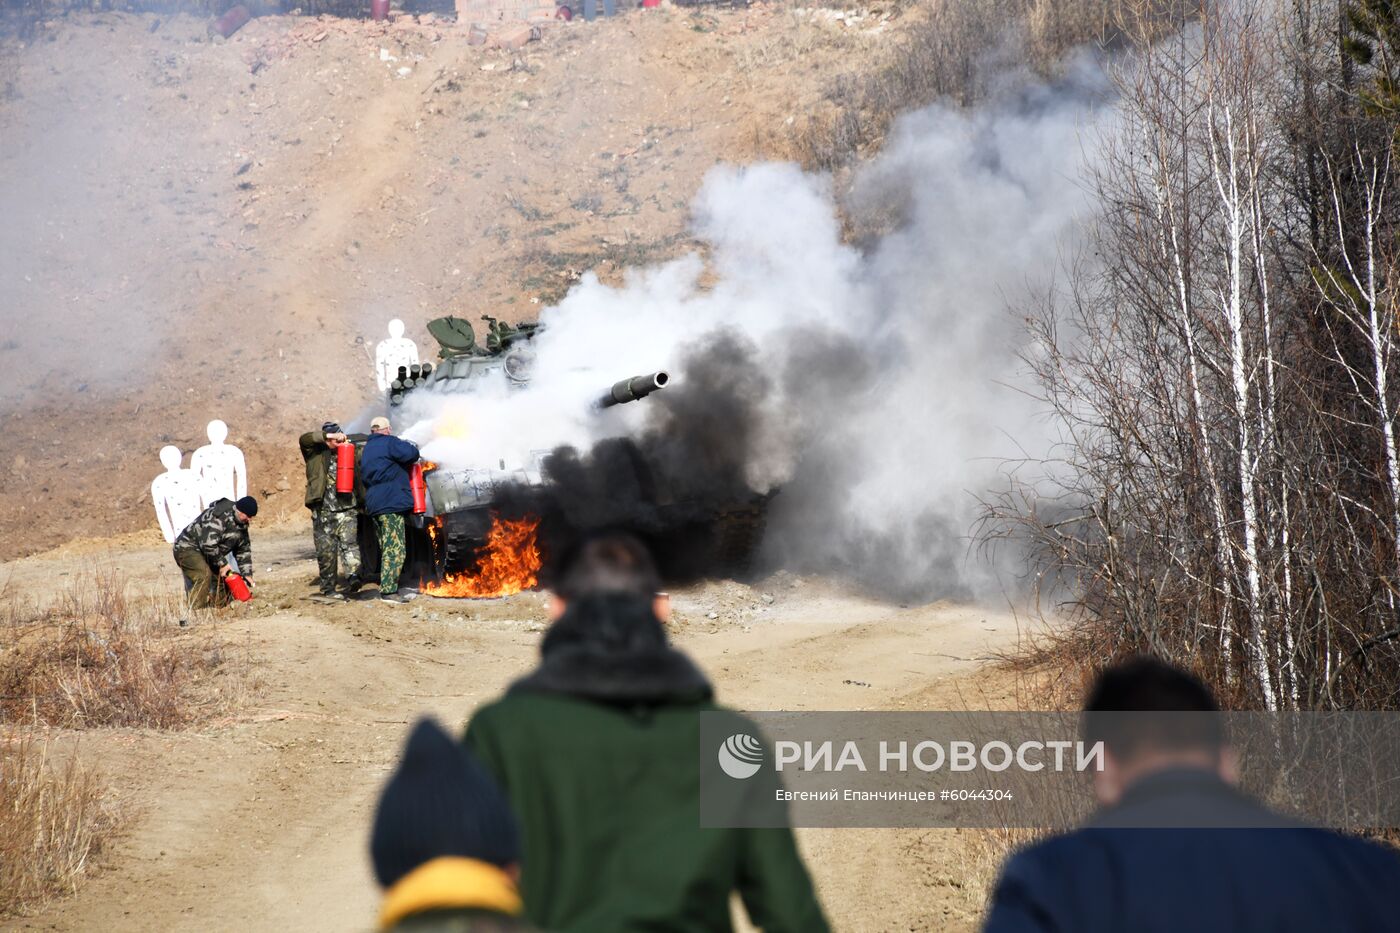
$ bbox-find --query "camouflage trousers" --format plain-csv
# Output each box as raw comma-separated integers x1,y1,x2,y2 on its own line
312,507,361,593
373,512,407,595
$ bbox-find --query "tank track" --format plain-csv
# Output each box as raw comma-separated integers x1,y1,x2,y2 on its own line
444,528,483,573
714,499,770,574
440,508,493,576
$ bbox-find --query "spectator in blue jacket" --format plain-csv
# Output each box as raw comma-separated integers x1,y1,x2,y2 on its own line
983,656,1400,933
362,415,421,604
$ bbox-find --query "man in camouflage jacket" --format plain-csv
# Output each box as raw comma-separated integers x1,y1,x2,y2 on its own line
173,496,257,610
300,421,364,599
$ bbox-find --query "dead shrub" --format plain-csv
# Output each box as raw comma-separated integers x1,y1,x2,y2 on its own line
0,732,121,917
791,0,1024,169
0,569,240,729
791,0,1194,169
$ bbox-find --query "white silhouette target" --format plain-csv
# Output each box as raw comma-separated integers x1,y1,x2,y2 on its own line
151,445,205,543
375,318,420,392
191,419,248,506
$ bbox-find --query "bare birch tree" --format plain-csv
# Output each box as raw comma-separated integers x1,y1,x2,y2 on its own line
986,0,1400,709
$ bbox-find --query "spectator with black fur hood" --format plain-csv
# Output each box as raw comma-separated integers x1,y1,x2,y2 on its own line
463,531,828,933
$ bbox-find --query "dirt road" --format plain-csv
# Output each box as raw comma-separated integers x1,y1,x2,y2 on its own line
2,526,1019,932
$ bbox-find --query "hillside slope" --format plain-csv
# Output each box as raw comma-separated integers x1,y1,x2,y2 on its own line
0,6,886,557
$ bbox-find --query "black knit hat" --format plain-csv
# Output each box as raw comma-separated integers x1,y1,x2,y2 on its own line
322,421,341,434
370,718,521,888
234,496,258,518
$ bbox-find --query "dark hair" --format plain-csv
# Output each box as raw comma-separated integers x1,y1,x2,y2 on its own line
549,531,662,602
1081,656,1223,762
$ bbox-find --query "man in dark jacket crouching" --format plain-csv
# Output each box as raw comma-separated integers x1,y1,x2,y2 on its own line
463,532,828,933
172,495,257,609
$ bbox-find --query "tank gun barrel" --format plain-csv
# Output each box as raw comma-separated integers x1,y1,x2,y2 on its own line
596,371,669,409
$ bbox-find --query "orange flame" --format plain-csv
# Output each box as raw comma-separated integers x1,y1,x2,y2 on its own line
423,515,542,599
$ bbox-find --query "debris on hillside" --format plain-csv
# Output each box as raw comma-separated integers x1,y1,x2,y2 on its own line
456,0,559,25
212,4,252,37
234,10,560,72
192,0,871,78
487,22,543,47
237,14,447,70
790,6,896,33
455,0,564,50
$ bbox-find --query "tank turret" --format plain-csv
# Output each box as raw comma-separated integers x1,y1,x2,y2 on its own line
360,315,766,591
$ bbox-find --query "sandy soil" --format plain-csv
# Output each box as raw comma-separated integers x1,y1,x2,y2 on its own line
0,522,1021,932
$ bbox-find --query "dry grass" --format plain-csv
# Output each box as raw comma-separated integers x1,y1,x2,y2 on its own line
730,10,864,76
0,568,243,916
0,568,243,729
790,0,1028,168
936,654,1097,912
957,826,1041,906
788,0,1192,169
0,731,122,917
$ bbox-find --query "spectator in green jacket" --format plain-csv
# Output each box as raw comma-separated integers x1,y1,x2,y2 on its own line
372,717,533,933
464,532,829,933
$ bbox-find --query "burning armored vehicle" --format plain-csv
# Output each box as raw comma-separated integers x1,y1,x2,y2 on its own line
360,315,770,596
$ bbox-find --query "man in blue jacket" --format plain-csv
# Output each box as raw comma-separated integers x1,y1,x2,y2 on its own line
983,656,1400,933
362,415,421,604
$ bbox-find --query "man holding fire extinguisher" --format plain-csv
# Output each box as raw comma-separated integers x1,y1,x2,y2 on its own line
361,415,422,604
299,421,365,601
172,495,258,610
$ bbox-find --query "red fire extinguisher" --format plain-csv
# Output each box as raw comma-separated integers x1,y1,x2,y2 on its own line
336,441,355,493
410,462,427,514
225,573,252,602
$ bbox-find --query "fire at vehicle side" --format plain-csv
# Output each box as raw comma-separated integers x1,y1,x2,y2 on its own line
355,315,771,596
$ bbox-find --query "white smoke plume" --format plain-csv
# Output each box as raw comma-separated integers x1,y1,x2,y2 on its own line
402,59,1115,601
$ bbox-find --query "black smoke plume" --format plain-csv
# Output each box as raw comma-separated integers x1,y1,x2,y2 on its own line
494,332,776,584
